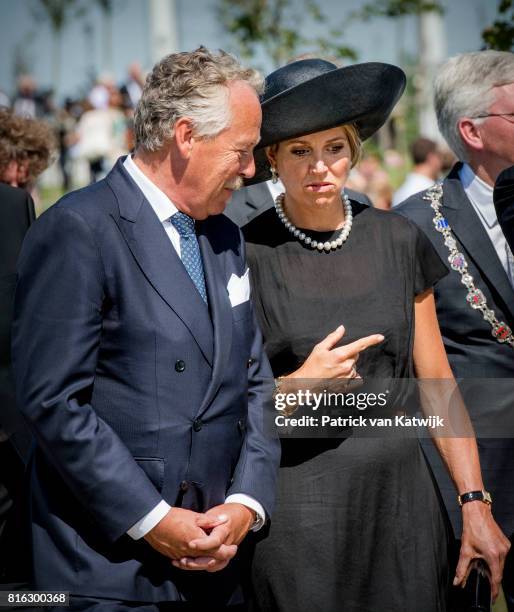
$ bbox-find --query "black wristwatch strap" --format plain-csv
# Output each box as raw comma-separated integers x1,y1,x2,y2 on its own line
458,490,492,507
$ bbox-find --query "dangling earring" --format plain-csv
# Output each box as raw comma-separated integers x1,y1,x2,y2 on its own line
271,166,279,184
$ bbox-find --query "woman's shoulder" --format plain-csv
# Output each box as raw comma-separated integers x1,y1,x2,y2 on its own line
355,202,421,237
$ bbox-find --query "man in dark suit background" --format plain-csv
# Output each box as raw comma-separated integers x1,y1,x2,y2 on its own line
0,183,35,584
12,47,279,610
397,50,514,610
494,164,514,254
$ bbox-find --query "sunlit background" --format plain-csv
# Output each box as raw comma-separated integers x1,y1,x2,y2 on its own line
0,0,511,216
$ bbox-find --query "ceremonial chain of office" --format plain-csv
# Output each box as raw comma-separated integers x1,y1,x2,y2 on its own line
426,182,514,348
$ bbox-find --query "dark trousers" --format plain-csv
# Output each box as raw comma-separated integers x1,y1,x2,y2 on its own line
0,439,30,587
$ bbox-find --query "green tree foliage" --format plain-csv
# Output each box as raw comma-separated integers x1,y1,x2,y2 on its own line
353,0,443,20
482,0,514,51
218,0,356,68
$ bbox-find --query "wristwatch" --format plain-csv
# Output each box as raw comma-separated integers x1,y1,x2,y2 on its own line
457,490,492,507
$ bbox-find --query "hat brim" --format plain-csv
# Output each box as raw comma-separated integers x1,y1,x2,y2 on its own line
246,62,406,185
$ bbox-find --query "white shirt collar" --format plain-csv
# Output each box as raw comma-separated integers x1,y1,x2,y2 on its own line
123,154,178,222
266,178,284,200
458,162,496,228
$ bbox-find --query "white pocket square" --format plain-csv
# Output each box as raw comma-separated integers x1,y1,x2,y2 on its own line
227,268,250,307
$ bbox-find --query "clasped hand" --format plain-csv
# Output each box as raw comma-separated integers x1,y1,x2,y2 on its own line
144,503,254,573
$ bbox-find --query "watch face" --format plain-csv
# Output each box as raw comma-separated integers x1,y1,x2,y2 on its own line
483,491,492,504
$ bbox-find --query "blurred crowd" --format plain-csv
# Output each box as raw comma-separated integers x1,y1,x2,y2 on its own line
0,63,145,202
0,62,457,212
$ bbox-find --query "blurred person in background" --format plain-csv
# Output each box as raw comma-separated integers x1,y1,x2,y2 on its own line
366,171,393,210
120,62,145,110
0,108,54,585
12,75,47,119
392,136,442,207
88,74,114,110
0,108,56,204
397,50,514,611
76,83,128,183
55,98,80,192
440,147,458,175
346,149,392,206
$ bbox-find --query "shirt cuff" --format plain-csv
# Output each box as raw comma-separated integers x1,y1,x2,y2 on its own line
225,494,266,531
127,499,171,540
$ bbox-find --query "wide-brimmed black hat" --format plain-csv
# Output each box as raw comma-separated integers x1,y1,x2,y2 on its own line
246,58,406,185
493,164,514,252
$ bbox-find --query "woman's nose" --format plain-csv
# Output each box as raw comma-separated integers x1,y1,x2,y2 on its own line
310,158,327,174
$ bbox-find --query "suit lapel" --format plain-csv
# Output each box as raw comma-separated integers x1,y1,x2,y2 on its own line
248,182,274,211
442,168,514,320
196,222,233,416
241,182,275,224
107,160,214,365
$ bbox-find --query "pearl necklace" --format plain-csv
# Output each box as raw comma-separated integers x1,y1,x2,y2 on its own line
274,192,353,251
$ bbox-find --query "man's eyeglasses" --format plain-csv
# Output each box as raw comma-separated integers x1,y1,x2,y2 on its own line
470,113,514,124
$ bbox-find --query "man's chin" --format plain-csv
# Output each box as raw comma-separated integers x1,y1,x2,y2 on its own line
206,194,231,216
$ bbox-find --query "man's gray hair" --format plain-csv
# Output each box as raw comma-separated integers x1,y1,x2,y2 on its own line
434,50,514,161
134,47,264,152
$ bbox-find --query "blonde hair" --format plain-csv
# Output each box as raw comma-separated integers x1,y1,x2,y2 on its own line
341,123,361,167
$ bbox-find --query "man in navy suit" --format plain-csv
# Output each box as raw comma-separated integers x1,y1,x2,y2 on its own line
12,47,280,610
397,50,514,610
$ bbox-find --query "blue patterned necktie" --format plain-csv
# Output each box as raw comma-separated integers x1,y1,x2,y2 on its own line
170,211,208,303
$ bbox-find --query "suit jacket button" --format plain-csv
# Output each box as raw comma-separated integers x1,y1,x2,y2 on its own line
193,418,203,432
238,418,246,432
175,359,186,373
247,358,254,368
179,480,189,492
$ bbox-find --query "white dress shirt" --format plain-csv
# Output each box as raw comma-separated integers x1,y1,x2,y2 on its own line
459,163,514,287
266,178,284,201
123,155,265,539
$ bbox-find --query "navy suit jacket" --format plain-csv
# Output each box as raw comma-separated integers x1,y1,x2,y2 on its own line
397,163,514,537
12,159,280,603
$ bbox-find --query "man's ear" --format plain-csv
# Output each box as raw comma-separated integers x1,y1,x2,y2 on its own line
458,118,484,154
174,117,195,159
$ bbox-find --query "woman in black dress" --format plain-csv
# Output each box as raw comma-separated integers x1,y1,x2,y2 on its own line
242,59,509,611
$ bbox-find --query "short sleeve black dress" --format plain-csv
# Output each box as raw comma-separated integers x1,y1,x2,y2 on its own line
243,202,451,612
